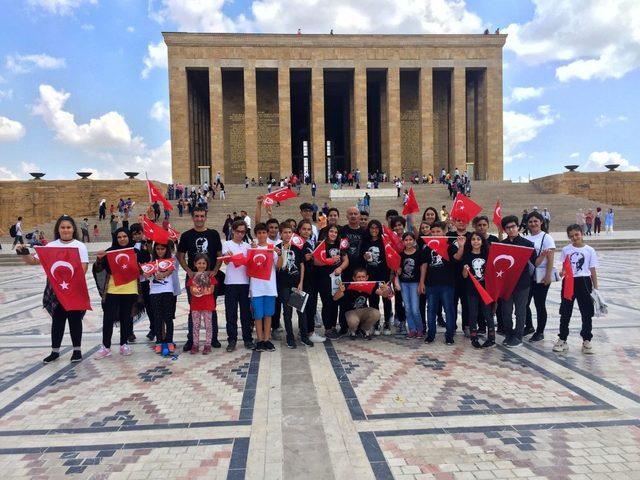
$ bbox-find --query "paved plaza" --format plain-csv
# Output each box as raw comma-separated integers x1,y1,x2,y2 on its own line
0,250,639,479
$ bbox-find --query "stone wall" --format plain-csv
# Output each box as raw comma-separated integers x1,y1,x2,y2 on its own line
0,179,165,235
222,70,246,183
256,70,280,180
531,172,640,206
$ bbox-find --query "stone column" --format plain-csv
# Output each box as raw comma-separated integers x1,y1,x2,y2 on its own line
485,66,503,181
420,66,434,177
387,66,401,178
353,66,369,180
311,67,326,183
244,65,259,181
168,66,189,183
278,66,292,179
209,66,223,182
452,66,467,172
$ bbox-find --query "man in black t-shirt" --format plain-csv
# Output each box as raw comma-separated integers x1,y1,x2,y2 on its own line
338,207,366,335
177,206,223,351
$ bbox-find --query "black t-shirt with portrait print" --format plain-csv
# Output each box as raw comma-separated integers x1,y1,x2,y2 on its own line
316,241,345,277
361,237,389,281
462,251,488,288
276,242,304,288
424,241,458,287
398,249,424,283
301,240,315,287
177,228,223,271
339,225,366,271
343,289,370,311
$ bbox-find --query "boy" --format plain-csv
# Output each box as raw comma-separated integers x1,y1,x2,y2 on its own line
276,222,306,348
390,215,408,335
333,268,386,339
554,224,599,354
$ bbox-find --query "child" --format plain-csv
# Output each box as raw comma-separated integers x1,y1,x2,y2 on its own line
361,219,392,335
250,223,279,352
395,232,426,338
187,253,216,354
553,224,599,354
93,224,100,241
276,222,305,349
333,268,385,339
297,220,325,344
461,232,495,348
389,215,407,335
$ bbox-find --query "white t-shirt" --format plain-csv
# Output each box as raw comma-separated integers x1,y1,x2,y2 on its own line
16,221,23,236
150,273,175,294
35,239,89,263
249,245,278,297
244,216,252,230
222,240,250,285
561,244,598,278
525,231,556,278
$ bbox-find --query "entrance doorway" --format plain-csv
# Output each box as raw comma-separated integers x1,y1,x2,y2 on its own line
324,70,352,179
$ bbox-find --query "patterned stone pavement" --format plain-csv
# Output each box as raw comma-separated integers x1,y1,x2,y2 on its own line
0,250,639,479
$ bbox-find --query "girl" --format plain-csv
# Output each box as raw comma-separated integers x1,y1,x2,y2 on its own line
594,207,602,235
95,228,139,358
461,232,495,348
395,232,425,338
93,224,99,242
187,253,215,354
298,220,325,344
605,208,614,234
361,219,393,335
421,206,440,227
148,240,180,355
20,215,89,363
315,224,349,339
416,220,432,332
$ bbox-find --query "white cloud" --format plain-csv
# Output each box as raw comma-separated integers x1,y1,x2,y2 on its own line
127,26,135,33
582,151,639,172
0,88,13,101
5,53,66,74
141,40,167,79
505,0,640,82
20,161,41,174
503,105,555,164
81,23,94,31
150,100,170,126
594,114,628,128
0,166,19,180
570,152,580,159
506,86,544,104
149,0,249,32
27,0,97,15
0,116,26,142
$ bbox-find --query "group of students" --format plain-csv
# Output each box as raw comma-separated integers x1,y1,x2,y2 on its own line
21,197,600,364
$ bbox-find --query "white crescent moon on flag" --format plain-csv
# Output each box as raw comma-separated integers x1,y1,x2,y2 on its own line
115,253,129,266
254,253,267,265
427,240,440,249
493,254,515,269
496,206,502,216
50,260,74,280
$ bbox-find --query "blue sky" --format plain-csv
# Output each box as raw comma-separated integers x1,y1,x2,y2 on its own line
0,0,638,182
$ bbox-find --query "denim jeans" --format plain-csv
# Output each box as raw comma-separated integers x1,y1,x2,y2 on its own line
400,282,421,333
426,285,455,341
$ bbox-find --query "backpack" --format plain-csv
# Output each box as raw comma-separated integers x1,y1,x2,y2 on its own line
9,224,17,238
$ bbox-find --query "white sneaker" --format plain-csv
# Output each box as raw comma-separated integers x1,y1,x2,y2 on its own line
582,340,594,354
309,332,326,343
119,344,132,356
552,339,569,353
383,328,392,336
314,313,323,328
373,328,381,336
95,345,111,359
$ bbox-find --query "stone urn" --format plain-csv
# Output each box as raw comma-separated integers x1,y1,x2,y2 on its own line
29,172,45,180
564,165,579,172
604,164,620,172
76,171,93,179
124,171,139,179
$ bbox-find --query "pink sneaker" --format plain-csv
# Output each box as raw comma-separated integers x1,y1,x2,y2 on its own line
406,331,416,339
95,345,111,359
416,331,424,338
119,344,132,356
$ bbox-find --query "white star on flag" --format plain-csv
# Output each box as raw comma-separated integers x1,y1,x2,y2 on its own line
60,281,69,289
496,271,503,277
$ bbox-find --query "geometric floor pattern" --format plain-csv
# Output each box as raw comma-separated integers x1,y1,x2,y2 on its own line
1,249,639,478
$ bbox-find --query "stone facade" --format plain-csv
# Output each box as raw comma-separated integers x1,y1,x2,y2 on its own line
164,33,506,184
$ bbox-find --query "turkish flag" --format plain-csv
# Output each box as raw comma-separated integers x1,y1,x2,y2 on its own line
312,240,336,266
492,200,503,230
140,261,158,276
562,255,575,301
157,258,176,273
383,226,403,253
218,252,247,267
468,272,494,305
346,281,377,295
247,248,274,280
485,243,534,300
106,248,139,286
35,246,91,311
147,179,173,211
263,187,297,206
450,193,482,224
383,237,401,271
339,238,349,250
290,233,305,250
166,224,180,242
143,216,169,244
421,236,450,261
402,187,420,215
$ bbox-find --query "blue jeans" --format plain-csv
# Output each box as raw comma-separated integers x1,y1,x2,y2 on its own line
426,285,455,341
400,282,421,333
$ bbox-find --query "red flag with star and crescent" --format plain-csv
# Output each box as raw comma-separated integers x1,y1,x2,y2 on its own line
35,246,91,311
263,187,297,206
421,236,450,261
106,247,139,286
290,233,305,250
382,226,404,253
346,281,377,295
383,236,401,271
402,187,420,216
218,252,247,268
450,193,482,224
246,248,274,280
166,223,180,242
312,240,336,266
147,179,173,211
492,200,503,231
485,243,534,300
143,216,170,244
